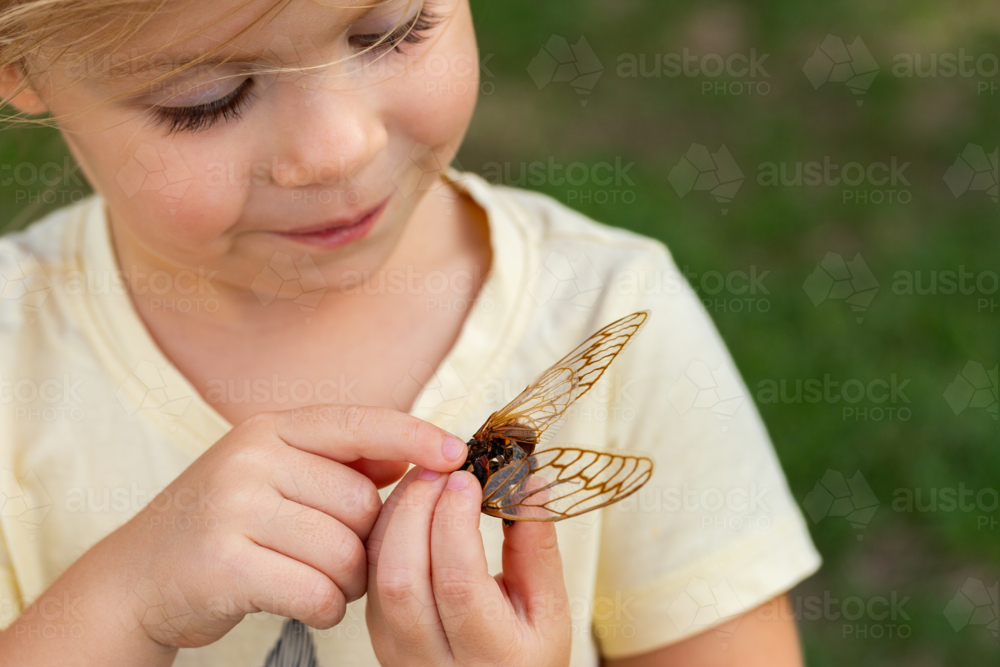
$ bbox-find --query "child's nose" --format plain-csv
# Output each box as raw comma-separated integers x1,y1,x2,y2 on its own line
268,89,388,189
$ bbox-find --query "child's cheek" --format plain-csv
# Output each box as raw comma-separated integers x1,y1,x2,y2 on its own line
386,8,480,151
109,137,250,247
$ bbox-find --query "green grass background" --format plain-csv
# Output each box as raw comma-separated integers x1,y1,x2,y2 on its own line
458,2,998,665
1,1,997,664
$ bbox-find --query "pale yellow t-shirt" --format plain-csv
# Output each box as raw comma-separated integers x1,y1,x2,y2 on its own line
0,168,821,665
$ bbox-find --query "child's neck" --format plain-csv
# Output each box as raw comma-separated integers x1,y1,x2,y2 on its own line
108,180,492,424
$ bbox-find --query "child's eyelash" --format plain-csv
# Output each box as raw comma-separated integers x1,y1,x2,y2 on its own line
350,6,443,54
148,5,442,135
150,77,256,135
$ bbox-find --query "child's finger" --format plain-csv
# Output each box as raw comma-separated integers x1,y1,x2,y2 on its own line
365,466,421,574
246,501,369,602
365,466,421,627
269,404,468,472
237,539,350,630
429,471,507,647
499,520,569,633
266,447,383,540
370,468,451,662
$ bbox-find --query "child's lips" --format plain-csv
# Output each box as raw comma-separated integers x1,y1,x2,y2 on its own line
273,197,390,248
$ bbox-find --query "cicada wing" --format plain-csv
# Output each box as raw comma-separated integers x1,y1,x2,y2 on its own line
481,447,654,522
473,366,576,447
474,311,649,448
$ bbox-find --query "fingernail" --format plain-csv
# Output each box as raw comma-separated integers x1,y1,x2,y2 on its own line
417,467,441,481
447,471,470,491
442,436,465,461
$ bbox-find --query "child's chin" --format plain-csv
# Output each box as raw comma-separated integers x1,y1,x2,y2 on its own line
347,459,410,489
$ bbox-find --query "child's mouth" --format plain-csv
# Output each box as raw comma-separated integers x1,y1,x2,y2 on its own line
274,197,390,248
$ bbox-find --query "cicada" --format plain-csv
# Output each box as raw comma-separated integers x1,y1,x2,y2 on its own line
462,310,653,525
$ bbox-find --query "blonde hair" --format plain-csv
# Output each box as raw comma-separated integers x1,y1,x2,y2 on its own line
0,0,429,125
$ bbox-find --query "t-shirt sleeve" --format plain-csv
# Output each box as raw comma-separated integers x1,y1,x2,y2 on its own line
592,243,822,658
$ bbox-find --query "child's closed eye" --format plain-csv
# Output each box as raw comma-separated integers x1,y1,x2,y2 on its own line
147,1,443,136
150,77,256,135
349,2,443,55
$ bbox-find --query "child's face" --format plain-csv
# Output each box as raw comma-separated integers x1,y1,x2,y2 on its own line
22,0,479,292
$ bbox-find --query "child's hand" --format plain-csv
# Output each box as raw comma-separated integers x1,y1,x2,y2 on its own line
110,405,469,649
366,467,572,667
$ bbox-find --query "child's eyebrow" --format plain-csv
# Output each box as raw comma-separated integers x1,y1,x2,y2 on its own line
105,53,268,78
86,52,285,91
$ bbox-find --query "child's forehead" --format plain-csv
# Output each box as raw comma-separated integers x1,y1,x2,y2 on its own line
50,0,416,84
123,0,398,47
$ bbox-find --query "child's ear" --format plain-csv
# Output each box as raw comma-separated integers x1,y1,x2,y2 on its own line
0,63,49,115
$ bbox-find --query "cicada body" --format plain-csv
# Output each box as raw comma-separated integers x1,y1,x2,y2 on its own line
463,435,529,489
462,311,654,525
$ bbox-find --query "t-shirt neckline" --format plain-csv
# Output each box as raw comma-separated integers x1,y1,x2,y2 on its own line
73,167,536,457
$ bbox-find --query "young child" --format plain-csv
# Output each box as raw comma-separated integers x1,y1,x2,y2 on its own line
0,1,821,665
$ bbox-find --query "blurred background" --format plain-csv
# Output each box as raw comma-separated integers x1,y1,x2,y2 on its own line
2,1,997,665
